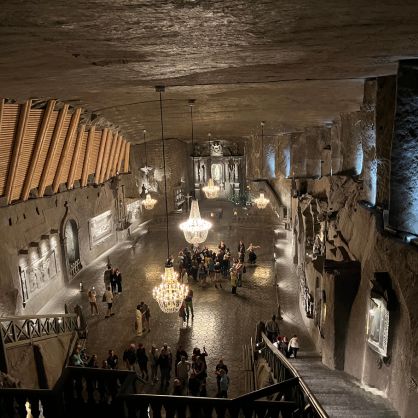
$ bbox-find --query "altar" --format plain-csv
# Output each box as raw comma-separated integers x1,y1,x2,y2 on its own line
191,140,245,200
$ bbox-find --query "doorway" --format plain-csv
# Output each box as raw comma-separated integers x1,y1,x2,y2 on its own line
65,219,82,278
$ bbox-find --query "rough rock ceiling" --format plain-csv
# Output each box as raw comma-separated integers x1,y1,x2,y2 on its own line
1,0,418,142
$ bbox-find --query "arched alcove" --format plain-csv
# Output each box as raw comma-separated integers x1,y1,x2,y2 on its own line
64,219,82,278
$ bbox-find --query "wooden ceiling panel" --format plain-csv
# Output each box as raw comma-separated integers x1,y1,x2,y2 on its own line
0,103,19,196
31,110,58,189
11,109,42,201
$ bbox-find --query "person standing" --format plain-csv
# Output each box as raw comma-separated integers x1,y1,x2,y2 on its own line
136,343,149,380
215,358,228,396
149,345,159,384
88,287,99,315
179,300,187,326
123,344,137,371
104,264,112,288
218,369,230,398
230,264,238,294
107,349,119,369
288,335,300,358
159,343,172,390
238,240,245,258
247,243,260,264
114,268,122,294
104,286,114,318
110,268,117,294
140,302,151,333
176,355,191,391
185,289,194,319
135,304,143,336
235,259,244,287
265,315,280,342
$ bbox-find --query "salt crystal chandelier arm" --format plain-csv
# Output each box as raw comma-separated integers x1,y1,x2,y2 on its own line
253,192,270,209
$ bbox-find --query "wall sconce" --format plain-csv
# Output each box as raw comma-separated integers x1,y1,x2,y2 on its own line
79,282,83,292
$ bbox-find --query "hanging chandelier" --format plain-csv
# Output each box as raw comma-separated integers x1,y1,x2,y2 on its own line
152,266,188,313
253,192,270,209
202,133,220,199
179,199,212,245
202,178,220,199
152,85,188,314
143,193,157,210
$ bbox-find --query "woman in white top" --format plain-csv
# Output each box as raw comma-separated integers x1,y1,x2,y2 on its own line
104,286,114,318
288,334,300,358
135,304,143,336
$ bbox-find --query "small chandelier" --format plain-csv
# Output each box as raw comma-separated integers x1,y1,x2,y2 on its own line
152,266,188,313
202,178,220,199
254,192,270,209
179,199,212,245
143,193,157,210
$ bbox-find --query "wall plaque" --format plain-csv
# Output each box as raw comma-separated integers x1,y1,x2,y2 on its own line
19,249,58,306
89,210,113,247
126,200,141,222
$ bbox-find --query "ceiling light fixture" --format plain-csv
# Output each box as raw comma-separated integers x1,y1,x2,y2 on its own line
254,192,270,209
180,99,212,245
152,85,188,313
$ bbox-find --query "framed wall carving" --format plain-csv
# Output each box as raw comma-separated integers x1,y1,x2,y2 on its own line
367,297,390,357
88,210,113,247
126,200,141,222
19,249,58,306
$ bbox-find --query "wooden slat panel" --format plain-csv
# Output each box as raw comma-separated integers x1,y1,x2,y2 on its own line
0,102,18,196
73,129,88,183
38,104,69,197
52,108,81,193
117,140,126,173
99,130,112,183
67,125,86,189
31,111,58,188
111,135,122,176
105,131,118,180
81,126,95,186
94,128,108,184
123,142,131,173
88,130,102,175
22,100,56,201
5,100,32,204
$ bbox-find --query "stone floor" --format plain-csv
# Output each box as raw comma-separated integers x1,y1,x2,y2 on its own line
39,200,398,416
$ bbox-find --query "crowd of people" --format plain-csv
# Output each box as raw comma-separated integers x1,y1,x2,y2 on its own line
70,342,230,398
172,240,260,295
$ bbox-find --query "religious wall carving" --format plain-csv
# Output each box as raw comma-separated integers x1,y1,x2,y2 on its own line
89,210,113,247
126,200,141,222
19,249,58,306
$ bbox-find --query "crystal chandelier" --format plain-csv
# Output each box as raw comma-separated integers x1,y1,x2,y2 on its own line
254,192,270,209
143,193,157,210
152,266,188,313
202,178,220,199
179,199,212,245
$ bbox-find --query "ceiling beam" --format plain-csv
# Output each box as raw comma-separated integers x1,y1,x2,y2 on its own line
123,142,131,173
105,131,118,180
112,135,123,176
117,140,126,173
21,100,56,201
94,128,108,184
99,130,113,184
39,104,70,197
67,124,86,189
0,99,4,136
52,108,82,193
5,100,32,204
81,125,95,187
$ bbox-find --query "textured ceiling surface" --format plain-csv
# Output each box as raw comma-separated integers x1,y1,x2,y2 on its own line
1,0,418,142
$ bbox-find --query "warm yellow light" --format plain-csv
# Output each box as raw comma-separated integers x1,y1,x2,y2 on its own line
253,192,270,209
143,193,157,210
202,178,220,199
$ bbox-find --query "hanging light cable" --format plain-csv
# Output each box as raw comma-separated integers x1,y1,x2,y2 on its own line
179,99,212,245
152,85,188,313
253,121,270,209
141,129,157,210
202,132,220,199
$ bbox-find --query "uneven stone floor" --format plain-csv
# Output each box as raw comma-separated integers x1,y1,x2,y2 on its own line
39,200,398,416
